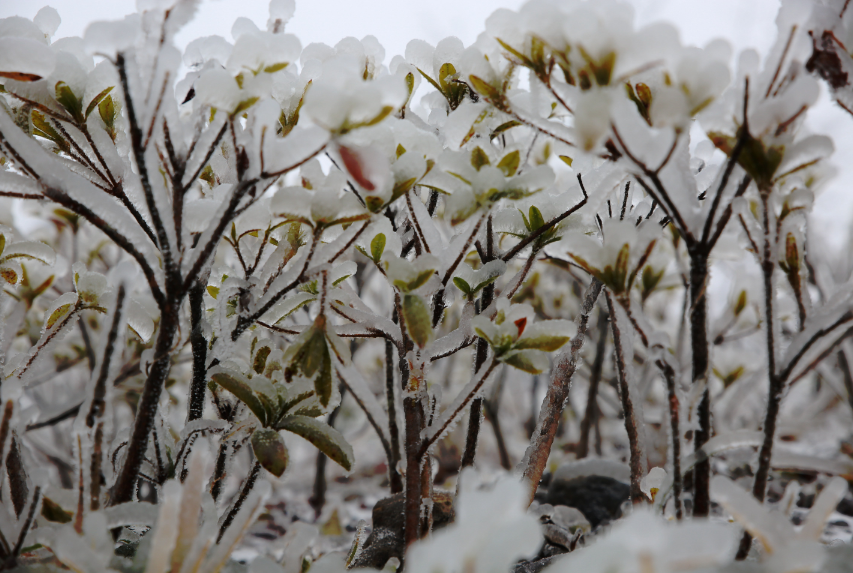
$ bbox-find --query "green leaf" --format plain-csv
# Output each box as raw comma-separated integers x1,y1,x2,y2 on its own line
438,62,457,93
528,205,545,231
364,105,395,127
211,371,269,425
85,86,114,119
233,96,260,116
31,110,67,149
497,150,520,177
206,285,219,299
559,155,573,167
46,303,73,329
405,72,415,98
98,94,115,125
391,177,418,204
734,290,748,317
641,265,665,300
402,293,433,348
393,269,434,293
264,62,290,73
284,316,335,407
55,81,83,122
452,276,472,296
41,497,73,524
0,234,4,257
503,351,545,374
416,67,443,94
396,143,407,158
253,346,271,374
709,129,784,191
469,75,502,105
514,334,570,352
370,233,386,262
251,428,289,477
278,415,353,471
470,147,490,171
493,120,521,136
495,38,532,67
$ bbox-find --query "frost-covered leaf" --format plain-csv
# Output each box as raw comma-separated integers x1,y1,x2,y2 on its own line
252,428,289,477
402,293,433,348
278,415,353,471
1,240,55,265
210,369,269,425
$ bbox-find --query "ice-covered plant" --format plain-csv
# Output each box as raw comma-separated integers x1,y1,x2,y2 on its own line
1,0,853,571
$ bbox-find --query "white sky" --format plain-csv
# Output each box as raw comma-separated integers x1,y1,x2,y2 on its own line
2,0,852,250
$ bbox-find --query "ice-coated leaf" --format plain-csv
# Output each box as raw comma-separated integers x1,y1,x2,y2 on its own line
497,150,520,177
800,476,848,541
514,320,575,351
370,233,386,262
210,369,268,425
1,240,55,266
402,293,433,348
0,37,56,81
252,428,289,477
453,276,472,296
84,85,113,119
45,292,78,330
126,299,155,342
710,475,793,552
278,415,353,471
282,315,335,406
502,350,549,374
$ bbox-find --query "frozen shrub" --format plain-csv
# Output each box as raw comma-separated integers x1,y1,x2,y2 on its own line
0,0,852,572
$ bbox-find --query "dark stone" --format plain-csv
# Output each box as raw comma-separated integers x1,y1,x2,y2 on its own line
349,491,455,569
836,497,853,517
545,475,630,528
513,556,558,573
798,492,815,508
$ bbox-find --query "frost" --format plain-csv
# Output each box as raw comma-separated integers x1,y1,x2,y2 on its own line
406,470,541,573
83,17,140,56
33,7,61,39
267,0,296,33
0,37,56,79
544,508,737,573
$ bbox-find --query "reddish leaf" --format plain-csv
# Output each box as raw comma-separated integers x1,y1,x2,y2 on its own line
339,145,375,191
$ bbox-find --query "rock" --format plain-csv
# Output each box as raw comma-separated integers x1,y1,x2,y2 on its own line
545,474,630,528
349,491,454,569
836,496,853,516
512,555,558,573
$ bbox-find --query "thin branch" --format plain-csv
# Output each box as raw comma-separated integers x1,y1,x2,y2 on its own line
421,358,499,455
605,290,646,504
41,186,166,308
501,195,588,261
707,175,752,251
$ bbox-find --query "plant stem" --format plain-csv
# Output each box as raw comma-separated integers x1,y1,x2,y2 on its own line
110,303,180,506
217,460,261,543
737,192,779,559
187,279,208,422
578,309,608,459
520,278,602,505
310,387,345,517
688,251,712,517
660,361,683,519
605,291,646,504
461,215,494,469
385,339,403,493
404,395,426,548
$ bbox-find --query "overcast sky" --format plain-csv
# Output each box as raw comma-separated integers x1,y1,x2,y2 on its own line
3,0,852,250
